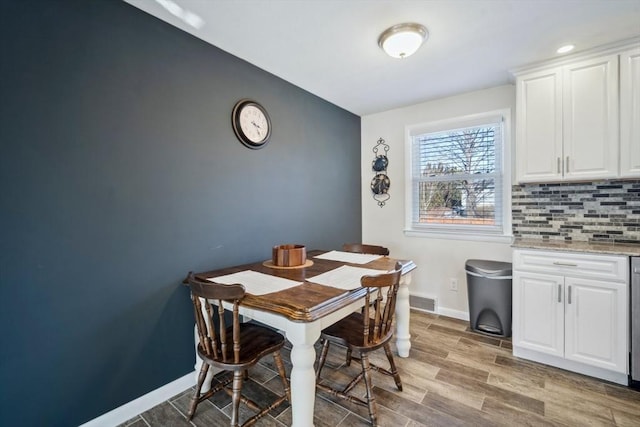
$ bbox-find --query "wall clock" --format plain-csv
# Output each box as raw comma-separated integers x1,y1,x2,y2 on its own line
231,99,272,149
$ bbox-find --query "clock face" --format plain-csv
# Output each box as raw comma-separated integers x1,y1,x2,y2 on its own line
232,100,272,149
239,105,268,143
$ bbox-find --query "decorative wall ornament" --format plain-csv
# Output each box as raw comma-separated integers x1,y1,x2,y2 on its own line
371,137,390,207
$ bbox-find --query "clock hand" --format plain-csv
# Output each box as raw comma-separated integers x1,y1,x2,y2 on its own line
251,121,261,129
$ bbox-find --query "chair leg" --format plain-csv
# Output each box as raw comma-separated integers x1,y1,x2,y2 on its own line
345,348,352,366
316,339,330,381
188,362,209,420
383,343,403,391
273,351,291,401
230,370,244,427
360,354,378,426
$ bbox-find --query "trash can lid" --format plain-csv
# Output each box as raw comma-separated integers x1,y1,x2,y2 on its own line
465,259,512,277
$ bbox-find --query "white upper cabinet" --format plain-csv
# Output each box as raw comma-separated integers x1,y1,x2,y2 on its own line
620,47,640,178
516,68,563,182
562,55,619,181
516,54,620,183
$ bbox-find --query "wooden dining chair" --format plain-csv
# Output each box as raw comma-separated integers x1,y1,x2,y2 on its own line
315,263,403,426
342,243,390,256
185,273,290,427
342,243,391,365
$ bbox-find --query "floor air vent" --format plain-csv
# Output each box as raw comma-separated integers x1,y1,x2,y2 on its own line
409,295,436,313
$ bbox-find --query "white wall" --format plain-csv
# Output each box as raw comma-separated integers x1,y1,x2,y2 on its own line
361,84,516,319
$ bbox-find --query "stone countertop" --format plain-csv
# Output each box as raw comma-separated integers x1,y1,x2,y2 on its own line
512,239,640,257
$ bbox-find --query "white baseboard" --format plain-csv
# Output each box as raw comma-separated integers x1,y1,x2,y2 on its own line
80,305,470,426
409,300,470,322
436,306,469,321
79,371,195,427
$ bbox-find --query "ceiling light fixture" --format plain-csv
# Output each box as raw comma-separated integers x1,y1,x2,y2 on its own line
378,23,428,59
556,44,575,54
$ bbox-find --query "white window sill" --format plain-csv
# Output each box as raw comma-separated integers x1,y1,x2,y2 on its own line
403,229,514,244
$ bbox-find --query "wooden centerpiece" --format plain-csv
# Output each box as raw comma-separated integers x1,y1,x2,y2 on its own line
272,244,307,267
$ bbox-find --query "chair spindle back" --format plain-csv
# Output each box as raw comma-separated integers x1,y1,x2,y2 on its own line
361,262,402,345
187,274,246,364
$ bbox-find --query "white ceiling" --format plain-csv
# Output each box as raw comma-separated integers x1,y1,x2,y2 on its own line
125,0,640,116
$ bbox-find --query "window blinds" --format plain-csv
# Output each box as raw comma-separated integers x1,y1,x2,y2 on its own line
411,119,503,232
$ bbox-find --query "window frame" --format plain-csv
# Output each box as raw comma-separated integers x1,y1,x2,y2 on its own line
404,109,512,243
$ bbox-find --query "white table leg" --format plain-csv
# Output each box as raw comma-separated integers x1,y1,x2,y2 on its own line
395,271,412,357
286,321,321,427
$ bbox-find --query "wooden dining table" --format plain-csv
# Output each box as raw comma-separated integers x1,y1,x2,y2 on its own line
193,249,416,427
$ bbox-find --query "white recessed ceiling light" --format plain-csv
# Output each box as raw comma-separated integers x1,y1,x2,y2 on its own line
556,44,575,54
378,23,428,59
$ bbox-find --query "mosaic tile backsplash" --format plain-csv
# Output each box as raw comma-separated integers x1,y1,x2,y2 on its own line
512,180,640,244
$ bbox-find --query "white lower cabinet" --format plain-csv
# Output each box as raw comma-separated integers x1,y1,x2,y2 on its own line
513,249,629,384
564,276,627,372
513,271,565,357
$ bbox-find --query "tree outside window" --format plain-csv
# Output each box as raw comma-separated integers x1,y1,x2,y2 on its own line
411,119,504,232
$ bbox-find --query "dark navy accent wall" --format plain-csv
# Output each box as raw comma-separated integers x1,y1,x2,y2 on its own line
0,1,361,426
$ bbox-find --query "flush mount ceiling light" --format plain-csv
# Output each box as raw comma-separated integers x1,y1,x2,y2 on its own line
556,44,575,54
378,23,428,59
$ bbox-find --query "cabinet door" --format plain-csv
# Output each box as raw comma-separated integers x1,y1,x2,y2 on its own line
564,277,628,373
516,68,563,183
563,55,619,180
513,271,564,357
620,47,640,178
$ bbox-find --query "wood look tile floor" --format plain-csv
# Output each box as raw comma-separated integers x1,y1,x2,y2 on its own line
121,310,640,426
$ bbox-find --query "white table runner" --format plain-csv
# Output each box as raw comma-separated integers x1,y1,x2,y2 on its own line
207,270,303,296
307,265,388,290
314,250,382,265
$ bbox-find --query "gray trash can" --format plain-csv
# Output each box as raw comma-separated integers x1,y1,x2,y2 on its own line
465,259,513,337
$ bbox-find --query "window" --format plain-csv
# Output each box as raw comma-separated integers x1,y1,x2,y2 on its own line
405,110,511,241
